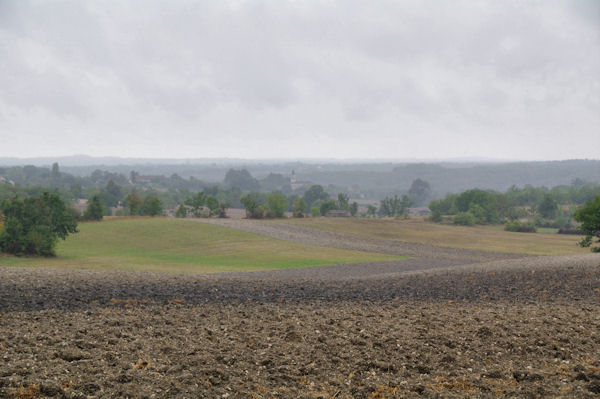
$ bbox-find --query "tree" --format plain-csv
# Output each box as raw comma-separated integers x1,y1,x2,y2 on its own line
142,196,163,216
83,194,104,221
217,201,230,218
303,185,329,208
574,195,600,252
293,197,306,218
379,195,412,217
223,169,260,191
337,193,349,210
320,199,337,216
125,193,143,215
0,192,78,256
185,192,206,217
241,192,266,219
537,194,559,219
267,192,287,218
408,178,431,206
366,205,377,218
51,162,60,181
349,202,358,216
175,205,188,218
205,195,219,216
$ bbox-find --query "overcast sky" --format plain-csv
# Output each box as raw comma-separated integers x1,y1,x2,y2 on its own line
1,0,598,161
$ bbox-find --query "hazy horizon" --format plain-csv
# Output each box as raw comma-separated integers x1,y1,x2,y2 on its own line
1,1,598,160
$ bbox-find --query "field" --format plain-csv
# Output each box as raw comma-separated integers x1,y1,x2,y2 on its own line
278,217,587,256
0,218,404,273
1,216,599,398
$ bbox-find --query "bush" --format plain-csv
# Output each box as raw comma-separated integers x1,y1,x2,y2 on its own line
558,228,582,235
428,210,442,223
504,220,537,233
453,212,476,226
311,207,320,217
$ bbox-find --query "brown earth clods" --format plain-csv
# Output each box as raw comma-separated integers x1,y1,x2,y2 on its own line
1,221,600,398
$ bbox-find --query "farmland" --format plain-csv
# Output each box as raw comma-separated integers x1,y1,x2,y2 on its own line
1,216,599,398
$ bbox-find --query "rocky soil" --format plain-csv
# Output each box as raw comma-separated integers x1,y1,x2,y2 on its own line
1,219,599,398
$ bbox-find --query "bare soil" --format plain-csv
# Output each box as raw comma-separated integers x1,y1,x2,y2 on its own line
1,219,599,398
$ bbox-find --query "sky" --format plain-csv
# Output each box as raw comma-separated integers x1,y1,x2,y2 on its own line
1,0,599,161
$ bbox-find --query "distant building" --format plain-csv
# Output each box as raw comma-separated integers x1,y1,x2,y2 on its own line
0,176,15,186
325,210,351,217
290,170,312,191
408,207,431,216
73,199,88,214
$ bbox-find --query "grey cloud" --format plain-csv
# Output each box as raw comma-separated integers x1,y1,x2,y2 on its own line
0,0,598,160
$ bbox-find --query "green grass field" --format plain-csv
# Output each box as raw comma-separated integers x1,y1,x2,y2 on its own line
0,218,405,273
277,217,587,256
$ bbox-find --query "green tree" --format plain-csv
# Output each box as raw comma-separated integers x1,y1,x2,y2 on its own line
241,192,266,219
293,197,306,218
408,178,431,206
349,201,358,216
337,193,349,210
51,162,60,181
366,205,377,218
223,169,260,191
0,192,78,256
379,195,412,217
217,201,230,218
320,199,337,216
83,194,104,221
267,192,287,218
303,185,329,208
126,193,143,215
175,205,188,218
205,195,219,216
574,195,600,252
453,212,476,226
537,194,559,219
142,196,163,216
185,192,206,217
311,206,320,217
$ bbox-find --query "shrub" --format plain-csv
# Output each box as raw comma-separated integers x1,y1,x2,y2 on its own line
428,210,442,223
504,220,537,233
311,207,320,217
453,212,476,226
558,227,582,235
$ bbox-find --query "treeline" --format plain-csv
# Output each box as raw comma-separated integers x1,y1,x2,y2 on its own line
428,181,600,228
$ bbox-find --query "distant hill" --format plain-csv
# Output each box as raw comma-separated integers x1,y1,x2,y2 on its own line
1,156,598,199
